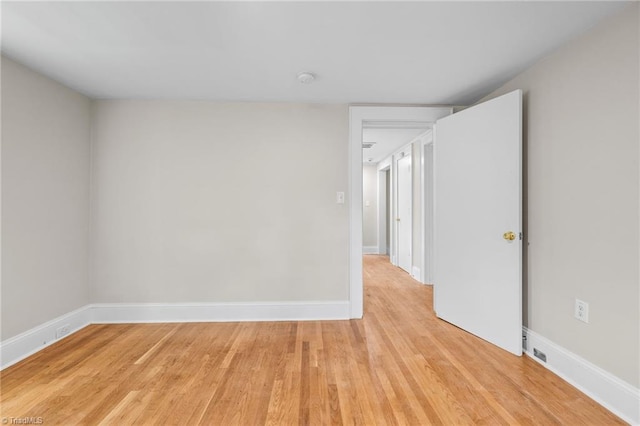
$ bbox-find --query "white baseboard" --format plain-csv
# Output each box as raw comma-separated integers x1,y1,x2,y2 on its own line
363,246,379,254
524,327,640,425
90,301,351,323
1,301,350,370
411,266,421,281
0,305,91,370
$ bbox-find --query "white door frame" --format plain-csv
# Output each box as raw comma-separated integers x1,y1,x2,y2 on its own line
420,130,434,284
349,106,452,318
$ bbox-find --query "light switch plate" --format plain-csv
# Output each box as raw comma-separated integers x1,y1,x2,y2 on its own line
336,192,345,204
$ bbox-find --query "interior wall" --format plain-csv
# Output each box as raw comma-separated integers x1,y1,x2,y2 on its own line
90,101,350,303
1,57,91,340
481,4,639,387
362,164,378,248
411,141,423,277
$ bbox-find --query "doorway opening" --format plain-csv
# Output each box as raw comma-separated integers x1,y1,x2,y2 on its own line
350,106,452,319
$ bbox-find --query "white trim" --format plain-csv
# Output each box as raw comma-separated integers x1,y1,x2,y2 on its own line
524,327,640,425
0,305,92,369
363,246,379,255
1,301,350,370
90,301,350,324
411,266,421,281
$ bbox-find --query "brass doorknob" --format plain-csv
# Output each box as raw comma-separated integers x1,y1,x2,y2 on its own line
503,231,516,241
396,218,401,222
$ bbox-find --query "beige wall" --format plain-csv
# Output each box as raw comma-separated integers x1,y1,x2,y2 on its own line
90,101,349,303
362,165,378,248
1,57,91,340
482,4,639,387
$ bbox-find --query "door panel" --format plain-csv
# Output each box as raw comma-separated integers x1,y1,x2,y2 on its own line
434,90,522,356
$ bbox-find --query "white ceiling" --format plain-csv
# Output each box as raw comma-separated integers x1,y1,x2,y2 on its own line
363,128,427,165
1,1,627,105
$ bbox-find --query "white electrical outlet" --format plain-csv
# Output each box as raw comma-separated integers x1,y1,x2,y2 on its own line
56,324,71,339
574,299,589,323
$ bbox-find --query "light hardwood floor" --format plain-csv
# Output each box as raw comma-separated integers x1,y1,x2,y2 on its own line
1,255,624,425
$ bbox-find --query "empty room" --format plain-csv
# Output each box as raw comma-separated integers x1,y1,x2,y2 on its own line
1,1,638,425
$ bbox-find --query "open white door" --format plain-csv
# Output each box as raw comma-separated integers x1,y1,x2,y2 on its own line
434,90,522,356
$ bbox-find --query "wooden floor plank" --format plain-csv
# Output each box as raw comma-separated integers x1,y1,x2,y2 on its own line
0,256,625,425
